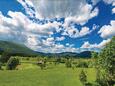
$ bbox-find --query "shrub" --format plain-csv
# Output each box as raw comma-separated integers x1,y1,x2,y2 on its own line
96,77,108,86
0,49,11,63
54,58,62,65
0,53,11,63
6,57,19,70
56,58,61,63
76,61,88,68
26,57,30,60
96,36,115,86
37,60,46,70
65,59,72,68
0,62,2,70
79,70,87,86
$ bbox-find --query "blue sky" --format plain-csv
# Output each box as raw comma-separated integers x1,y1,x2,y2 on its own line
0,0,115,53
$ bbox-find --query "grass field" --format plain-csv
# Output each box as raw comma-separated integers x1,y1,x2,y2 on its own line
0,62,96,86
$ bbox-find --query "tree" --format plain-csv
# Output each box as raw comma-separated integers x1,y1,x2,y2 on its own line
0,62,2,70
91,51,98,59
65,58,72,68
97,36,115,86
0,48,11,63
91,51,99,67
37,58,47,70
6,57,19,70
79,70,87,86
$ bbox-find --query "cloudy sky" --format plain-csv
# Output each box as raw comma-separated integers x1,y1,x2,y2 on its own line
0,0,115,53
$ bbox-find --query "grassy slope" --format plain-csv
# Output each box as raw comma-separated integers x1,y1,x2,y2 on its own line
0,63,96,86
0,40,37,56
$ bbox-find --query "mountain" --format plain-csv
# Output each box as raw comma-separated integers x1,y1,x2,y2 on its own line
36,51,92,58
0,40,38,56
76,51,92,58
0,40,92,58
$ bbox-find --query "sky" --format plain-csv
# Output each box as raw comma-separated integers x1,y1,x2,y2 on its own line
0,0,115,53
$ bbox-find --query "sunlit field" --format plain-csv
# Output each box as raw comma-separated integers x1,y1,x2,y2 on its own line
0,58,96,86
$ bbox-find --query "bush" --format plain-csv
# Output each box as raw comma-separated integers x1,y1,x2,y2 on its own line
0,49,11,63
0,53,11,63
96,78,108,86
56,58,61,63
96,36,115,86
0,62,2,70
6,57,19,70
26,57,30,60
79,70,87,85
76,61,88,68
37,60,46,70
65,59,72,68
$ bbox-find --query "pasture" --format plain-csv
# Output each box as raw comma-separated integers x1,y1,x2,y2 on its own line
0,58,96,86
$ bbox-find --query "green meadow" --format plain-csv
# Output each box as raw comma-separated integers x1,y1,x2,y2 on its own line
0,61,96,86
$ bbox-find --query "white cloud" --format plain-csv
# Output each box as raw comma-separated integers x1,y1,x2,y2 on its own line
102,0,115,14
56,37,65,41
81,41,89,48
98,20,115,38
112,7,115,14
91,0,101,5
79,27,90,36
63,5,99,25
62,26,94,38
26,35,78,53
1,0,113,53
49,44,78,53
0,10,93,53
30,37,78,53
97,39,111,48
0,11,64,52
31,0,86,18
81,39,111,50
17,0,99,40
26,35,41,46
112,2,115,6
103,0,115,4
103,0,115,15
17,0,35,18
18,0,99,25
42,44,78,53
23,0,99,25
42,37,55,47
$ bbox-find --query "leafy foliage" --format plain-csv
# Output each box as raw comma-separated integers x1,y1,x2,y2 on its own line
37,58,47,70
0,49,11,63
6,57,19,70
79,70,87,85
65,58,72,68
97,36,115,86
91,51,98,59
76,61,88,68
0,62,2,70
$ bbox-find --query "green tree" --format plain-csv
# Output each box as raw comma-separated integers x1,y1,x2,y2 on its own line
91,51,99,67
6,57,19,70
0,62,2,70
37,58,47,70
79,70,87,86
91,51,98,59
97,36,115,86
0,48,11,63
65,58,72,68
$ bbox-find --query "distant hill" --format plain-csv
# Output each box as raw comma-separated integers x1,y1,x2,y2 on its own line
0,40,38,56
40,51,92,58
0,40,92,58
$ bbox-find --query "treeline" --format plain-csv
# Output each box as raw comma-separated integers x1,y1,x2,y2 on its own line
79,36,115,86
